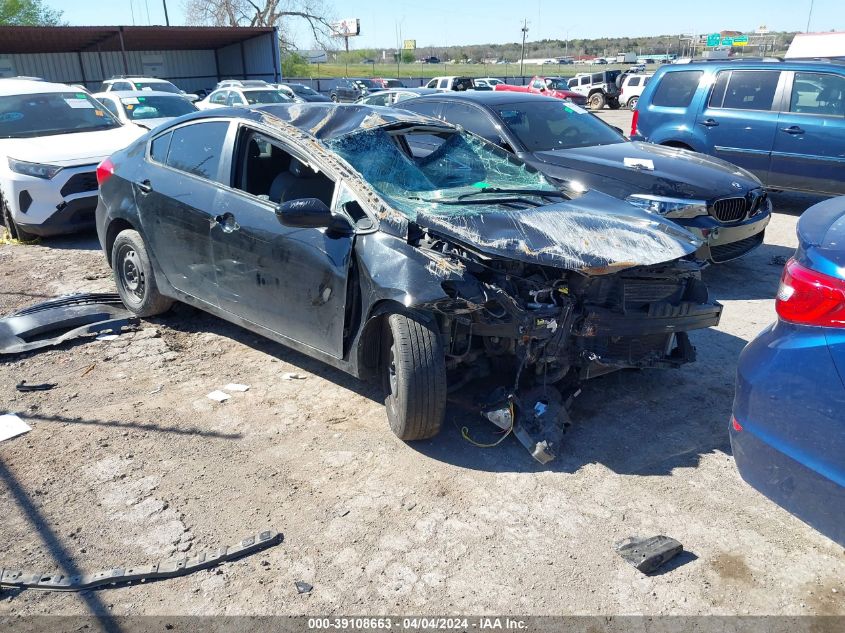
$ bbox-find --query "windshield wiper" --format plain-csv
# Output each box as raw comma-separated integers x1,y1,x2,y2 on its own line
457,187,568,200
412,195,547,207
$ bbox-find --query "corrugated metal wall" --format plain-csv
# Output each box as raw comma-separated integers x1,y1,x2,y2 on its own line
3,31,279,93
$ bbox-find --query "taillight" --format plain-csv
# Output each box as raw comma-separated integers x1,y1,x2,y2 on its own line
731,416,743,432
96,158,114,186
630,109,639,136
776,258,845,328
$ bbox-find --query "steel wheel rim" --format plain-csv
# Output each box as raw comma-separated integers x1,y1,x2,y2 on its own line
119,246,144,299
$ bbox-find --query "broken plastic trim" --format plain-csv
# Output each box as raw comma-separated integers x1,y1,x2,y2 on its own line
0,293,138,355
0,531,283,592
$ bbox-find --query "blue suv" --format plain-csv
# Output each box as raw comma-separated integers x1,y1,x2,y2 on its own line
632,60,845,195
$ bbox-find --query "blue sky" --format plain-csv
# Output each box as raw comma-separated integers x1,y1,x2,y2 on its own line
50,0,843,50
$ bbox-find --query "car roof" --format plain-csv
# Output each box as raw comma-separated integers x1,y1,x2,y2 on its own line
0,78,85,95
662,59,845,72
94,90,186,99
108,77,171,83
410,90,561,106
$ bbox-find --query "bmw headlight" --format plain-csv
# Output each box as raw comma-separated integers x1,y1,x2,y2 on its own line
8,157,63,180
625,194,708,219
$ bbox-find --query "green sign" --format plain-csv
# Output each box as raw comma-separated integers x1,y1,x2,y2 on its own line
734,34,749,46
706,33,721,47
721,37,734,46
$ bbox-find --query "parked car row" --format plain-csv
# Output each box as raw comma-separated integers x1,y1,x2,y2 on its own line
1,66,843,546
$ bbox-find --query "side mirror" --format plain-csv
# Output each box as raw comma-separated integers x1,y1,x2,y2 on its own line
539,87,546,92
275,198,332,227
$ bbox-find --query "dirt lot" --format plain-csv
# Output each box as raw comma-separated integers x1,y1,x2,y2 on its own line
1,192,843,618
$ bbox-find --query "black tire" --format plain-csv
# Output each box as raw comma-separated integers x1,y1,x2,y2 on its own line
608,97,621,110
627,96,639,109
111,229,173,317
1,196,36,242
381,312,447,441
588,92,606,109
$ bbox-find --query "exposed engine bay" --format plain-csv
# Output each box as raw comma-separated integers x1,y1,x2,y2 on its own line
418,231,723,462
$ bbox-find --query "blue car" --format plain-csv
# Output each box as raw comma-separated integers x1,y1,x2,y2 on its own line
632,60,845,196
731,196,845,546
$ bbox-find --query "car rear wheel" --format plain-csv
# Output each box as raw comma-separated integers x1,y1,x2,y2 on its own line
1,196,36,242
381,312,447,441
111,229,173,317
627,96,639,109
588,92,606,109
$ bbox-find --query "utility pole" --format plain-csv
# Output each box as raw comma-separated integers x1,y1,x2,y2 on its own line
520,19,529,77
162,0,170,26
806,0,814,32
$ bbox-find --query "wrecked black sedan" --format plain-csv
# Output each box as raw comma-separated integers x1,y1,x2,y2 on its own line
95,104,722,461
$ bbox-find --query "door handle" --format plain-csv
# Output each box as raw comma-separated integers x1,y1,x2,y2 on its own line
699,119,719,127
135,179,152,194
780,125,805,135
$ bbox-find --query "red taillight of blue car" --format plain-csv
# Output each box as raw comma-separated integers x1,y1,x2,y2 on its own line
775,258,845,328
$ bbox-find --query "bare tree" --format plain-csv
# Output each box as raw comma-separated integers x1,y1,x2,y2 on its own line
183,0,336,51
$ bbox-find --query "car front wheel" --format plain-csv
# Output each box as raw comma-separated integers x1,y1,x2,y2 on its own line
111,229,173,317
1,196,36,242
381,312,447,441
588,92,606,109
627,96,639,109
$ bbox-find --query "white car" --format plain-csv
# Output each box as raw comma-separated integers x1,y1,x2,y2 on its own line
619,73,653,109
99,76,198,102
424,76,476,91
474,77,504,89
195,86,293,110
93,90,198,130
0,79,144,239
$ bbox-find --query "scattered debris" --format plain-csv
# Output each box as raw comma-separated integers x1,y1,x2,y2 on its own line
295,580,313,594
0,531,283,592
95,334,120,341
15,381,56,392
770,255,790,266
614,535,683,574
80,364,96,378
282,373,307,381
149,385,163,395
0,414,32,443
206,390,231,403
0,293,138,355
224,383,250,392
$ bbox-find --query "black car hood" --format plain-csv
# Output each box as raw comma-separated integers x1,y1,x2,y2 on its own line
531,141,761,199
412,190,701,274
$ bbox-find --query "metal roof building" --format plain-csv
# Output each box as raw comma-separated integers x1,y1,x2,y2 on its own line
0,25,282,92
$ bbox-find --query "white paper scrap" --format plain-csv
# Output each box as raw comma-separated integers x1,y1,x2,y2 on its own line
206,390,230,402
623,157,654,170
282,373,307,381
0,414,32,442
95,334,120,341
224,383,249,392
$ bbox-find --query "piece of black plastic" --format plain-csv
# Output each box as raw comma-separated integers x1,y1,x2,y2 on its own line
15,381,57,392
614,535,683,574
0,530,282,592
0,293,138,355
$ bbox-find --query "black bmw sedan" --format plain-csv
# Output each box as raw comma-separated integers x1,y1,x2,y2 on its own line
396,91,772,263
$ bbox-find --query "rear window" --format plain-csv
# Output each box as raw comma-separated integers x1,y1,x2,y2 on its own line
164,121,229,182
709,70,780,111
133,81,180,94
651,70,703,107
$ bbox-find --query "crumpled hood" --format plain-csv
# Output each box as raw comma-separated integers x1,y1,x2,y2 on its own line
0,125,144,167
532,141,762,199
414,189,702,273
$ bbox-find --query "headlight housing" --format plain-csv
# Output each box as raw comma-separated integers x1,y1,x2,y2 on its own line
625,194,708,219
8,157,63,180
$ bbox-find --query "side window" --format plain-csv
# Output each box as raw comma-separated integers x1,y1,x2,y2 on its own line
210,90,228,105
591,73,603,83
366,93,390,106
790,72,845,116
235,130,335,206
149,131,172,163
442,103,500,143
439,79,450,89
400,100,441,118
115,82,132,91
651,70,703,108
227,92,245,106
425,79,437,88
715,70,780,111
580,76,590,86
165,121,229,182
98,97,119,118
628,77,641,87
531,79,544,89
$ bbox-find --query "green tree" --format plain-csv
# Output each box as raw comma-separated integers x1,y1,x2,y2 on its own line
281,52,310,77
401,50,415,64
0,0,63,25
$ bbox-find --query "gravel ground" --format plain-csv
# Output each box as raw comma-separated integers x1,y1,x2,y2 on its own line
0,190,843,617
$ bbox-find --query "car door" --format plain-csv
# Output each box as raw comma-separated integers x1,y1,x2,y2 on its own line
334,79,349,101
769,71,845,195
210,125,355,357
137,120,231,305
695,69,784,180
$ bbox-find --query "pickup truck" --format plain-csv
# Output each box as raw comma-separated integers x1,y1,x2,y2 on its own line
495,76,588,106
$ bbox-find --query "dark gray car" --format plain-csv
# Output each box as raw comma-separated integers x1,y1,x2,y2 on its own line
95,104,721,461
398,91,772,263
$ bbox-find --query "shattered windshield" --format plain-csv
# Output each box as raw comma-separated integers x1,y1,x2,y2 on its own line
326,127,560,219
